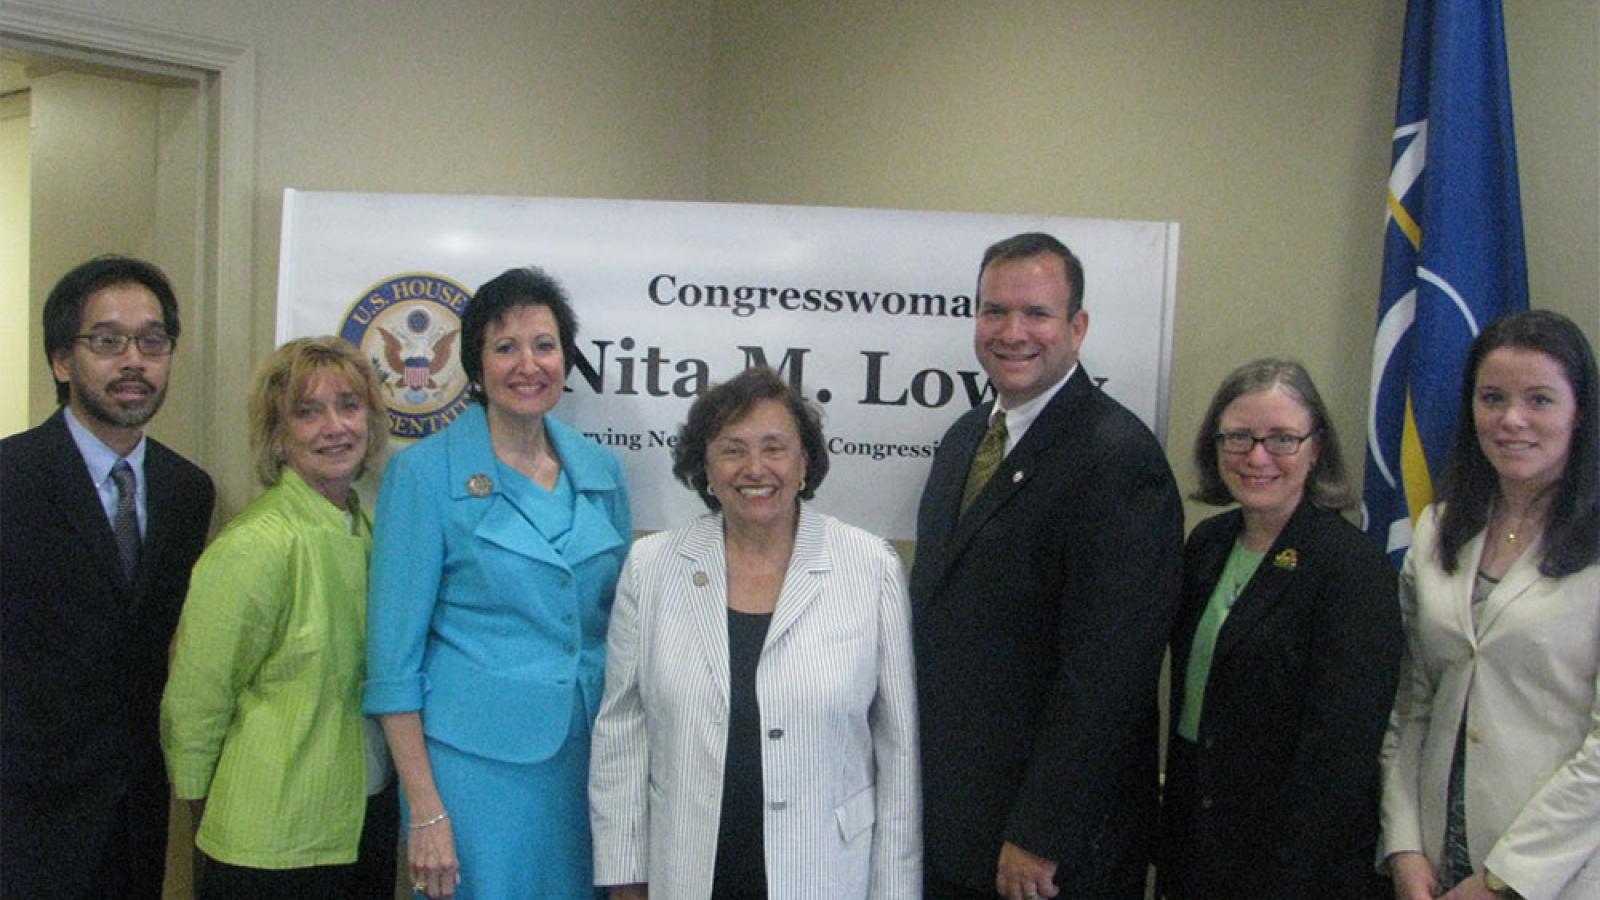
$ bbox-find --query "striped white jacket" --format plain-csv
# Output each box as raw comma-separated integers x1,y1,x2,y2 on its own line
590,504,921,899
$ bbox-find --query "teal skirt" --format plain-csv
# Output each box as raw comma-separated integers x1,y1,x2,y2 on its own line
403,693,598,900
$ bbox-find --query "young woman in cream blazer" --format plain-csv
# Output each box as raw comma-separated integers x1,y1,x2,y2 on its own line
1380,311,1600,900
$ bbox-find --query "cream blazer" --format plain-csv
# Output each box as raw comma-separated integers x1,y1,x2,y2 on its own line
1379,504,1600,900
589,505,920,899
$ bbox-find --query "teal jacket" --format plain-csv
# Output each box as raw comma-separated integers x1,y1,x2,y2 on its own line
363,404,631,763
161,467,375,867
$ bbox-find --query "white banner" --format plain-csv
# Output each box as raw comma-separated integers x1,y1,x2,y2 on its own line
276,190,1179,539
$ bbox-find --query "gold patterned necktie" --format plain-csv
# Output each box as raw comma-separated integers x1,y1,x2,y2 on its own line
960,412,1008,515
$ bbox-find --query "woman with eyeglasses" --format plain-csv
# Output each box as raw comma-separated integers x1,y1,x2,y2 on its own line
1158,359,1401,900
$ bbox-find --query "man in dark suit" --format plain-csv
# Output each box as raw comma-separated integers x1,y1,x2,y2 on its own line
2,256,215,899
912,233,1184,900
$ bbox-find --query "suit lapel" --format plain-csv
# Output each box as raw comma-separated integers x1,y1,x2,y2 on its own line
1212,502,1317,662
1474,535,1544,636
944,370,1094,567
1452,532,1489,642
473,495,567,568
927,407,986,531
130,440,181,607
443,405,569,570
677,515,731,706
37,412,131,597
764,506,830,651
912,404,985,594
1187,513,1243,608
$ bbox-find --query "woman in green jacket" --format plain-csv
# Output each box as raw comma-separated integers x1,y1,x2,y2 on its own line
161,336,396,899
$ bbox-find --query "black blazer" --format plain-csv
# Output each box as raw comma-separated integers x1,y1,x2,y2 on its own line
911,368,1185,898
1,410,214,898
1159,501,1400,900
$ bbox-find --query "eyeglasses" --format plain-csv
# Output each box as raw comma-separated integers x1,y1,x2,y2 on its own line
74,332,175,357
1214,431,1314,456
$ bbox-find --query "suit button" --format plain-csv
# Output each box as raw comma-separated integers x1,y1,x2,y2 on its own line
767,728,784,740
1467,728,1482,743
1200,795,1214,810
561,575,573,588
562,613,575,624
1202,737,1214,750
564,644,576,655
767,800,787,811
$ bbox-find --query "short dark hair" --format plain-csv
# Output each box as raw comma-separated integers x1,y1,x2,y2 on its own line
43,255,181,404
978,232,1085,314
460,266,580,406
1191,358,1354,510
1437,309,1598,577
671,366,829,511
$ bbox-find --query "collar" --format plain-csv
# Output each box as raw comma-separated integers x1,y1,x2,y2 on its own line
679,503,830,566
994,363,1077,455
63,405,148,485
445,403,622,499
273,466,368,532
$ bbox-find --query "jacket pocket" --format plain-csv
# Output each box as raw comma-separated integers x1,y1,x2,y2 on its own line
424,658,575,763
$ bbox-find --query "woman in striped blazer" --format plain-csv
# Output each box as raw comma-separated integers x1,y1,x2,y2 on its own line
590,366,921,900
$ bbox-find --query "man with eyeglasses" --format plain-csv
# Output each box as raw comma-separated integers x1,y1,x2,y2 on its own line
2,255,215,898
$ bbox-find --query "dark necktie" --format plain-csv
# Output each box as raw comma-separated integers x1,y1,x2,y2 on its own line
110,460,141,577
960,413,1008,515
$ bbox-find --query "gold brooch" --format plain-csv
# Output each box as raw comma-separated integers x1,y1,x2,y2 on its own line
466,474,494,497
1273,548,1299,571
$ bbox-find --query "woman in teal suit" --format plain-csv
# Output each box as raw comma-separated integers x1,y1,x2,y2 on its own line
364,266,631,899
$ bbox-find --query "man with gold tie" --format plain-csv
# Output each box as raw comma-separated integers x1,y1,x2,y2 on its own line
911,232,1183,900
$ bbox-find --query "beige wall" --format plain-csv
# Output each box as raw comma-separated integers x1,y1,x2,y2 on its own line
1506,0,1599,335
707,0,1599,521
15,0,1596,519
0,89,30,437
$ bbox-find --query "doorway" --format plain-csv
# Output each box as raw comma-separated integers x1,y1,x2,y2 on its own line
0,44,207,457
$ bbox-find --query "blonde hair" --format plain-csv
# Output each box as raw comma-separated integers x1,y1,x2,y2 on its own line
248,336,388,487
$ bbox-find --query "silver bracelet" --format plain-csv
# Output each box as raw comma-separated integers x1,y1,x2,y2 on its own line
408,811,448,830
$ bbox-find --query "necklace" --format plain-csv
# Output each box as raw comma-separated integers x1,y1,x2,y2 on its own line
1226,579,1245,608
1492,498,1544,545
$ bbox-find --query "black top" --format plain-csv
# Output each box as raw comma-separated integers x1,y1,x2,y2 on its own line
712,608,772,899
1160,501,1401,900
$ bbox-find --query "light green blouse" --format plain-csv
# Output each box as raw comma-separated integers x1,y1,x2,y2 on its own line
1177,541,1266,741
161,468,376,868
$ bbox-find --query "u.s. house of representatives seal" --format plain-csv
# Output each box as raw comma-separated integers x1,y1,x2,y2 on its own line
339,273,474,440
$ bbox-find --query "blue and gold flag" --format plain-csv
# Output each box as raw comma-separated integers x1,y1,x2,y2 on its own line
1363,0,1528,559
